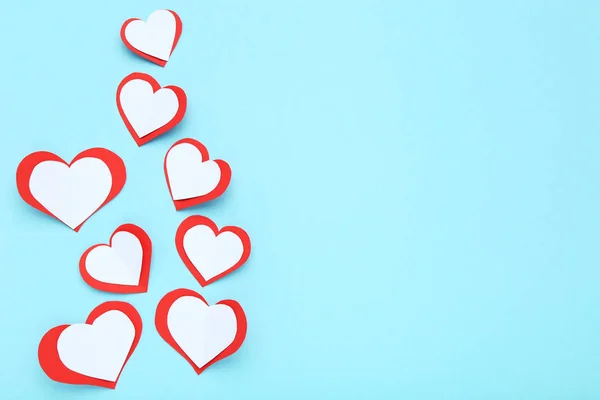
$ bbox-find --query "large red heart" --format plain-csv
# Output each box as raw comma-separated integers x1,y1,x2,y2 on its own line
16,148,126,232
38,301,142,389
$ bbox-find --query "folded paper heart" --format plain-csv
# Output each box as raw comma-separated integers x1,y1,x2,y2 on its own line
38,301,142,389
176,215,251,286
80,224,152,293
117,72,187,146
164,138,231,210
121,9,182,66
16,148,126,231
155,288,247,374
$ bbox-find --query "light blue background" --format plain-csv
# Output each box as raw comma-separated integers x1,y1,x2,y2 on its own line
1,0,599,398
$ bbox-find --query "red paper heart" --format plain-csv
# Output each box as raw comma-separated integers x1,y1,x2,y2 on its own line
38,301,142,389
155,288,247,375
16,148,126,232
80,224,153,294
175,215,251,286
120,10,182,67
164,138,232,210
116,72,187,146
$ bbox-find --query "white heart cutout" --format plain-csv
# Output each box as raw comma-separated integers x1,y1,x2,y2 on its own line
183,225,245,282
29,158,112,229
119,78,180,138
124,10,177,61
57,310,135,382
165,143,222,200
85,231,143,286
167,296,237,369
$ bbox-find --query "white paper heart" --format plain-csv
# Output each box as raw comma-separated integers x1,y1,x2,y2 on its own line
119,78,180,138
183,225,245,282
29,158,112,229
166,296,238,369
124,10,177,61
85,231,143,286
165,143,222,200
56,310,135,382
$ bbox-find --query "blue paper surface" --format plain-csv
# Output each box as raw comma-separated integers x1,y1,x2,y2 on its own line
1,0,599,398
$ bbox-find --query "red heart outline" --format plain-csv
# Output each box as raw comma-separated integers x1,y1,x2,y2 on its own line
175,215,251,286
120,10,182,67
164,138,232,210
79,224,153,294
38,301,142,389
116,72,187,146
16,148,126,232
155,288,247,375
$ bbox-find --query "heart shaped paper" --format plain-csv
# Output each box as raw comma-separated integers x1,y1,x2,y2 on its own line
16,148,126,231
120,9,182,66
155,288,247,375
117,72,187,146
38,301,142,389
176,215,251,286
79,224,152,294
164,138,231,210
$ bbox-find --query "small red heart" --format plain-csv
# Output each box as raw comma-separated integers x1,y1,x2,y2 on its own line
176,215,251,286
155,288,247,375
164,138,232,210
116,72,187,146
120,9,182,67
80,224,153,294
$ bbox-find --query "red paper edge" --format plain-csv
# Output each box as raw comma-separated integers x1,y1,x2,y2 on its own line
163,138,232,210
175,215,251,286
154,288,247,374
16,148,127,232
116,72,187,147
79,224,153,294
38,301,143,389
119,10,183,67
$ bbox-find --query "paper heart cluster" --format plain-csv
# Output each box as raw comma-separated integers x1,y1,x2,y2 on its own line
78,217,251,292
19,9,252,390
